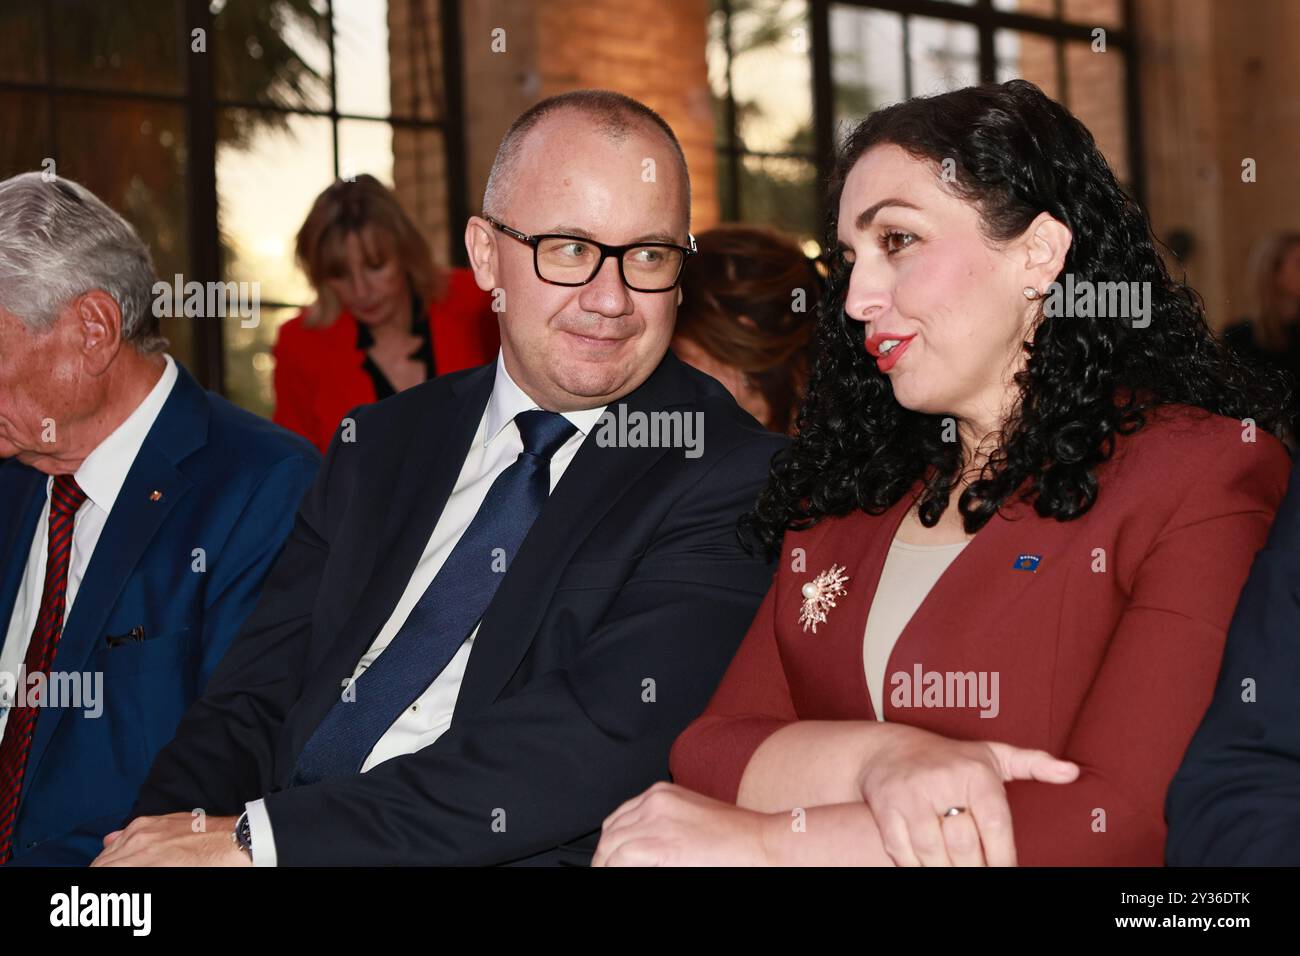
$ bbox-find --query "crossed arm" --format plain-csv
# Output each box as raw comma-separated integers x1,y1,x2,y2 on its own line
599,438,1285,866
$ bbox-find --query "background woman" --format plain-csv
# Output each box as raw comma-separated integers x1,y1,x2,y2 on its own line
274,174,499,452
1221,231,1300,441
672,225,821,433
594,80,1291,867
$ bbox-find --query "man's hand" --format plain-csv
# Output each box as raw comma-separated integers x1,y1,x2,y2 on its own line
593,781,771,866
90,813,251,867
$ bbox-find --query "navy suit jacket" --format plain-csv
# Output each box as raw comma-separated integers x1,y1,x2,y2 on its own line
0,364,319,865
131,352,786,865
1166,448,1300,864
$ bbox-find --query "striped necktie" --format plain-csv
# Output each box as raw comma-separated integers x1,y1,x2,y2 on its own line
0,474,87,861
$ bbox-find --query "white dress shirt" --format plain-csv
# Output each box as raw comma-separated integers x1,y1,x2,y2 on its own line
244,353,605,865
0,355,178,737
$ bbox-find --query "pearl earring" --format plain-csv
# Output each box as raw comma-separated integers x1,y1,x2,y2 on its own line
1022,287,1041,300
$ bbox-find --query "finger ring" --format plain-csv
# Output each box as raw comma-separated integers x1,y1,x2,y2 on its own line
942,806,967,818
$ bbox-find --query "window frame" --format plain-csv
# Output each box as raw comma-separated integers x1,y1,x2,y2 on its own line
0,0,469,394
712,0,1144,236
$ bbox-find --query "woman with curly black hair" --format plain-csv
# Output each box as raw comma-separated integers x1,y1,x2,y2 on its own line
594,80,1292,867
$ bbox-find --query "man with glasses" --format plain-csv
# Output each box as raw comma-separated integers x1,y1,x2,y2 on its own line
484,217,696,293
98,90,787,866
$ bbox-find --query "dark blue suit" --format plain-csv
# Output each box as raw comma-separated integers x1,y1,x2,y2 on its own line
1166,449,1300,864
132,352,785,865
0,364,318,865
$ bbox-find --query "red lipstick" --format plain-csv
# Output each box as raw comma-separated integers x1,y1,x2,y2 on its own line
865,332,916,373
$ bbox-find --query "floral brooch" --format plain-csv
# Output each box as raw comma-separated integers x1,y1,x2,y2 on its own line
798,564,849,633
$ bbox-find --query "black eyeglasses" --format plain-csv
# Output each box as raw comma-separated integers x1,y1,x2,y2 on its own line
486,216,696,293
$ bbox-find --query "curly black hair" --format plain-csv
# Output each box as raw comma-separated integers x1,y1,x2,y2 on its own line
743,79,1290,557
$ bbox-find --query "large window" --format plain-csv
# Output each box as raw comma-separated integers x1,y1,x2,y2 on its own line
0,0,466,418
709,0,822,249
1,0,195,367
3,0,1140,415
709,0,1141,254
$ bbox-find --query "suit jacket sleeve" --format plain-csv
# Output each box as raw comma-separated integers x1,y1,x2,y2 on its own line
130,432,338,820
1002,434,1290,866
255,436,780,865
1165,447,1300,865
4,812,127,867
668,583,800,802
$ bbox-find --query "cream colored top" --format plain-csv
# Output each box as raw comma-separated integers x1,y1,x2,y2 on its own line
863,538,969,720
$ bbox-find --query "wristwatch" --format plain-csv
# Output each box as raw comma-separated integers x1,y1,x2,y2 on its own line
232,811,253,860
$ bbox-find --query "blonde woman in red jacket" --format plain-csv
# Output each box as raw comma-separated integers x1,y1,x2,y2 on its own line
594,81,1291,867
274,175,498,453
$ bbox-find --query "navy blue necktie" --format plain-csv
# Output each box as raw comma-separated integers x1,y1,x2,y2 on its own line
291,409,577,785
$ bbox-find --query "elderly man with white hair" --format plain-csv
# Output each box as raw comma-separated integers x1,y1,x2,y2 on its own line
0,172,319,866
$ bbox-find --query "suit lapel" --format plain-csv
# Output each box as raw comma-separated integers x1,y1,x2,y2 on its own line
364,368,495,630
50,448,189,677
808,483,1071,721
806,494,913,720
881,496,1072,721
452,356,692,717
25,366,208,787
0,468,46,639
285,366,495,752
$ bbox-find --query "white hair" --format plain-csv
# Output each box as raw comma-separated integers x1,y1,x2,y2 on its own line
0,172,166,352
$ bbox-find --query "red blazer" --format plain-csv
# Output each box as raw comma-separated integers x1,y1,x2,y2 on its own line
272,267,499,453
670,406,1291,865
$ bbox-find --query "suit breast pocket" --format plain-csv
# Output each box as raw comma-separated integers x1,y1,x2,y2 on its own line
89,626,196,678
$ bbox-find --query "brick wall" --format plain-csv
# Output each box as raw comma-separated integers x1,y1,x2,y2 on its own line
389,0,451,264
460,0,718,230
1135,0,1300,329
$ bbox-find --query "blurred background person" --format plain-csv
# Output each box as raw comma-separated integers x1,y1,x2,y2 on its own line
273,175,500,453
672,225,821,434
1221,231,1300,440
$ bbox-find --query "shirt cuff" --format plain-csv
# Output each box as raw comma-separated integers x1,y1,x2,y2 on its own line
244,798,278,867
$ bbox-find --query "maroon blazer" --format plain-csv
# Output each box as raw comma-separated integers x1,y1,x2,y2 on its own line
272,267,499,453
670,405,1291,865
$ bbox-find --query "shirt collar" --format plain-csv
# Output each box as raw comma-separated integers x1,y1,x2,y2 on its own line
72,354,179,514
484,351,607,447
